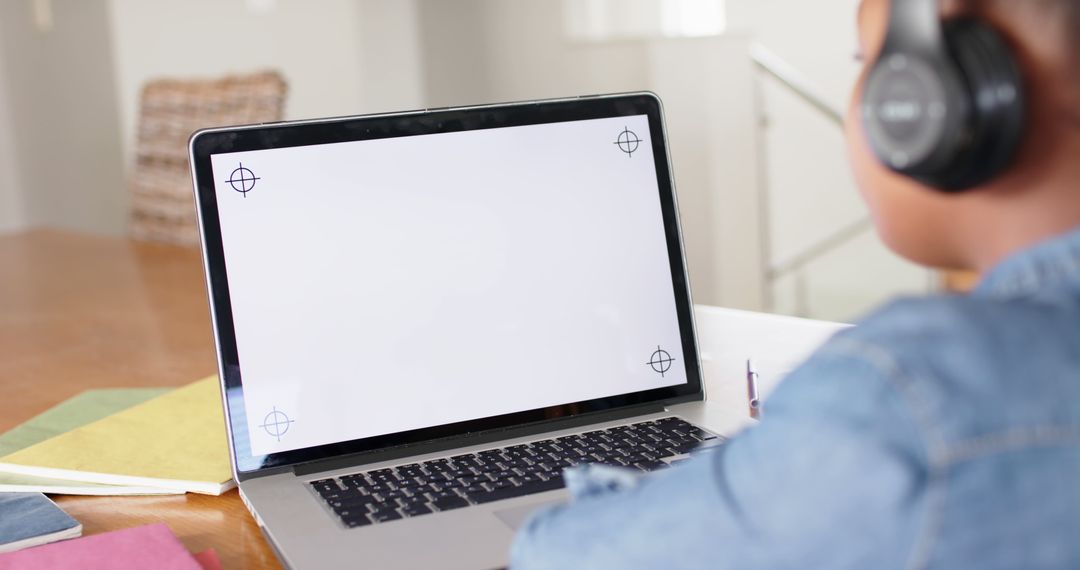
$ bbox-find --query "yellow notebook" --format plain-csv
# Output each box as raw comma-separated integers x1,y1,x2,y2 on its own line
0,377,234,495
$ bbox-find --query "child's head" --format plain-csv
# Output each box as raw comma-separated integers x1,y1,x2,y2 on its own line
847,0,1080,272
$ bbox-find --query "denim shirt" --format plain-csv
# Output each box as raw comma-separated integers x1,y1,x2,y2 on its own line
510,226,1080,570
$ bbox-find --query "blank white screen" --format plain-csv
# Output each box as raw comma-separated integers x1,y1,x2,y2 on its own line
211,114,688,456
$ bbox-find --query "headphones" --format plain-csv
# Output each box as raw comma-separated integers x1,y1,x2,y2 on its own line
861,0,1026,192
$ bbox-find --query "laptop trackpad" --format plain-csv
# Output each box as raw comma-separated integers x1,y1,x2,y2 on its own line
494,500,561,531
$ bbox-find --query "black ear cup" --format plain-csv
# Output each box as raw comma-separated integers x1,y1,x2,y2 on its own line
930,18,1026,190
861,10,1027,193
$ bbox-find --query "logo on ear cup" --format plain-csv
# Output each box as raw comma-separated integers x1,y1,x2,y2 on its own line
880,101,922,122
863,54,953,171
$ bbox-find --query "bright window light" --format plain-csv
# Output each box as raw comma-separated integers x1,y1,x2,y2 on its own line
563,0,727,42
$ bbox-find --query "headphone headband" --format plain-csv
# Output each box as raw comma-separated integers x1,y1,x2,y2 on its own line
885,0,945,54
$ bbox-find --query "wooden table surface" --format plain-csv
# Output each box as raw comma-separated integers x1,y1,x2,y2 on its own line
0,229,280,569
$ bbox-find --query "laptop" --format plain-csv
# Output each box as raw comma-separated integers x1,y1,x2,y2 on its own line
189,92,728,569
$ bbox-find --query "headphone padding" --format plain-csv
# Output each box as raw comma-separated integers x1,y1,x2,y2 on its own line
929,18,1026,190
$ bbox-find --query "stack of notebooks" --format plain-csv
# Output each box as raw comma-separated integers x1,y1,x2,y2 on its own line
0,377,235,556
0,376,233,496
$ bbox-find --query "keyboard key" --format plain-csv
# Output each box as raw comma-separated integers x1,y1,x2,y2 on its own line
328,495,380,510
334,507,371,521
431,496,469,511
670,442,699,455
538,472,563,483
342,513,372,528
635,460,668,472
402,503,433,517
339,478,368,490
452,457,481,468
516,474,543,485
398,495,428,507
371,509,403,523
312,480,341,496
652,446,677,459
467,477,565,504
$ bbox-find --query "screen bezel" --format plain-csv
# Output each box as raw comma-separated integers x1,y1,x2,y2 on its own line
189,92,704,476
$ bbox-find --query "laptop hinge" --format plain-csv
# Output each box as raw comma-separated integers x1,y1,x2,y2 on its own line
292,402,666,477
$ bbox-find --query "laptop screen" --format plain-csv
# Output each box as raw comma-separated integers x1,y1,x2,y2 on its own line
192,94,702,472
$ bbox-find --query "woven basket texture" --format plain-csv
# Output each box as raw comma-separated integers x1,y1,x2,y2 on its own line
130,71,287,245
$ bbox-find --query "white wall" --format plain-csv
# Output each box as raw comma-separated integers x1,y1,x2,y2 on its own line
107,0,369,169
648,35,765,311
0,0,125,235
416,0,650,107
730,0,866,270
0,37,24,234
414,0,760,309
479,1,651,102
357,0,425,113
417,0,493,107
728,0,931,320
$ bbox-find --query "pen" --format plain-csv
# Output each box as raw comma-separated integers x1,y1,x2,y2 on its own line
746,359,761,419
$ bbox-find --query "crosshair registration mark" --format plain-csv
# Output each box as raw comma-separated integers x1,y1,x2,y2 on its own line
647,346,676,377
614,127,643,157
225,162,260,197
260,406,294,441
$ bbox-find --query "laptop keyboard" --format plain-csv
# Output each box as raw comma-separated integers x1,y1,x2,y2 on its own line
309,417,722,528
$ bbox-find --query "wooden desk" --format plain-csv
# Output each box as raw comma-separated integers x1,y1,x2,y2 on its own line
0,230,280,569
0,230,849,568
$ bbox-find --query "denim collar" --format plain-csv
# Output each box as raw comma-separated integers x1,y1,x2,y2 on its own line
975,225,1080,298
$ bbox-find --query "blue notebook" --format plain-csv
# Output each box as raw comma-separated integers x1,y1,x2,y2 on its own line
0,493,82,553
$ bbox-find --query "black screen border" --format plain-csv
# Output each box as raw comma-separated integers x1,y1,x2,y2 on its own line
189,92,704,476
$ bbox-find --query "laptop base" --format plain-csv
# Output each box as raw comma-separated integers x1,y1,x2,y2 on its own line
241,401,725,570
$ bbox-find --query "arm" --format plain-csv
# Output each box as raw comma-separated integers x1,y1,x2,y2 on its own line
510,341,930,570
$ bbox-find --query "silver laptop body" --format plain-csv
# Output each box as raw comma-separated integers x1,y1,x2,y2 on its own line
189,93,724,569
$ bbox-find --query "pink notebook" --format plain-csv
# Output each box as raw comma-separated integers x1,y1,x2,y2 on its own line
0,523,200,570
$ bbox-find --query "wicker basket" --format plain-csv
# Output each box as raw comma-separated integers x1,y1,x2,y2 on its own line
129,71,287,245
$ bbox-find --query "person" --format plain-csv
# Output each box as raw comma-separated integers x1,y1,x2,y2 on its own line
509,0,1080,567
